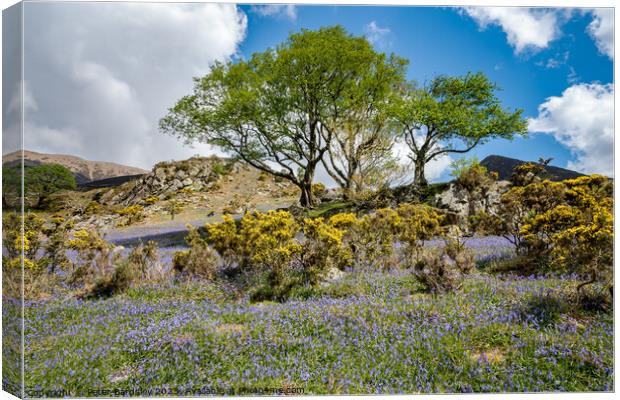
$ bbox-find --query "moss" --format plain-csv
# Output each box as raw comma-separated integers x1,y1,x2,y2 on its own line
306,200,354,218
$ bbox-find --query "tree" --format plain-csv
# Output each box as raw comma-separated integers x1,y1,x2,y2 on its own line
2,163,77,209
391,72,527,187
161,26,396,207
321,51,407,198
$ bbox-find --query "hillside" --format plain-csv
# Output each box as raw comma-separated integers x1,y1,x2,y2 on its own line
2,150,147,183
480,155,585,181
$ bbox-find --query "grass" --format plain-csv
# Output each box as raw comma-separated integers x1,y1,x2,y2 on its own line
306,200,354,218
12,270,613,395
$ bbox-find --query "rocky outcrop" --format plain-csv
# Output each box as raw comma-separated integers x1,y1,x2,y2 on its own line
101,157,236,205
433,180,511,222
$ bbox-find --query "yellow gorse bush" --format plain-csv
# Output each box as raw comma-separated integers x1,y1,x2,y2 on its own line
516,174,613,292
66,229,110,252
205,210,301,269
302,217,351,274
116,204,144,216
328,212,358,229
144,196,159,205
395,203,443,253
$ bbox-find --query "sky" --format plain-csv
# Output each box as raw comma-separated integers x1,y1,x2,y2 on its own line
2,2,615,183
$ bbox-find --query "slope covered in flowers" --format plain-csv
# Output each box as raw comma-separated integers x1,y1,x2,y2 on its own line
18,270,612,395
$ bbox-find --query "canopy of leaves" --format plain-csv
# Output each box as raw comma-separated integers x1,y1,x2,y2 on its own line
2,163,77,209
391,72,527,186
161,26,407,206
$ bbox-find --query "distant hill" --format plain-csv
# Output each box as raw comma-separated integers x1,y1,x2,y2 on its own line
480,155,585,181
2,150,148,184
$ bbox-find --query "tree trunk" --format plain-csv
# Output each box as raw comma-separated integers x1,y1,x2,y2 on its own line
413,157,428,187
299,183,316,208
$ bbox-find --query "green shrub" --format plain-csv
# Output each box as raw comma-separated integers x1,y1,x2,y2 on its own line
212,162,232,176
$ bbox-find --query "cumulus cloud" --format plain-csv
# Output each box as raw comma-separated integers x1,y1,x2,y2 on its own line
461,7,560,53
364,21,391,48
251,5,297,21
528,83,614,176
16,2,247,168
587,8,614,59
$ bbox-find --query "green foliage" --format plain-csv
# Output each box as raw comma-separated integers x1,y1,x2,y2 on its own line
40,215,73,273
300,217,349,283
66,229,120,288
161,25,407,207
304,200,353,219
212,161,233,176
2,213,76,299
391,72,527,186
204,211,304,300
450,156,480,178
452,159,498,226
1,212,48,299
2,163,77,209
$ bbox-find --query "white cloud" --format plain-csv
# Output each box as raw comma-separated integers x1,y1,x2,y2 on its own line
364,21,391,48
392,139,452,183
587,8,614,59
528,83,614,176
462,7,560,53
19,2,247,169
538,51,569,69
251,5,297,21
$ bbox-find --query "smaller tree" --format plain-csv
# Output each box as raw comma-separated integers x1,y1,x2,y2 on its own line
391,72,527,187
3,163,76,209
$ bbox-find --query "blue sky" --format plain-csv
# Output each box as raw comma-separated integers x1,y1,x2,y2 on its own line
238,5,614,179
5,2,613,180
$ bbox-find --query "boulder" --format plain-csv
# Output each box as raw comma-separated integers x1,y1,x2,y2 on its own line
320,188,342,202
433,180,511,222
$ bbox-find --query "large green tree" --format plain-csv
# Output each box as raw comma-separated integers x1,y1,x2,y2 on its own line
391,72,527,187
321,51,407,198
160,26,402,207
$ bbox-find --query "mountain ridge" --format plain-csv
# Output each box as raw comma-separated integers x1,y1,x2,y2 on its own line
2,150,148,184
480,155,585,181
